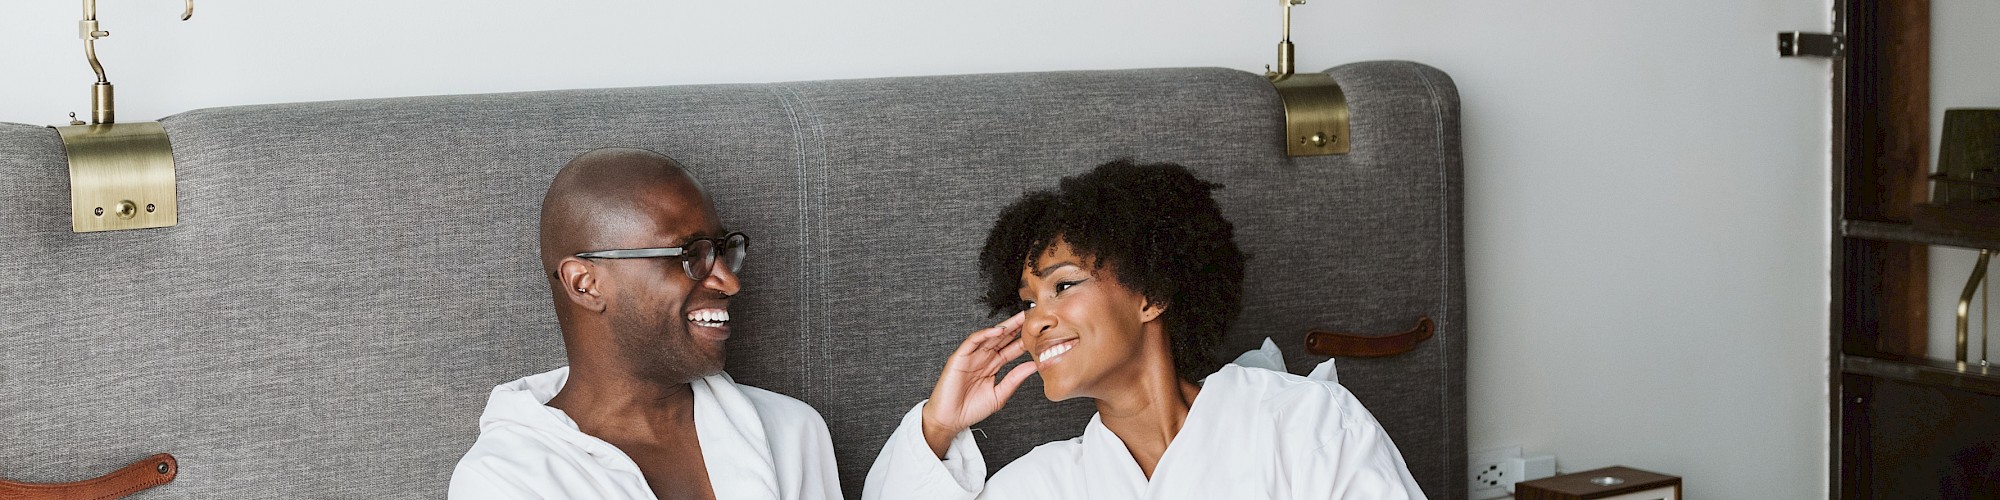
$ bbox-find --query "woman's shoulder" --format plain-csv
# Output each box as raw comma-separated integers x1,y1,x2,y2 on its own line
991,413,1121,478
1017,436,1087,464
1202,363,1379,432
985,433,1090,493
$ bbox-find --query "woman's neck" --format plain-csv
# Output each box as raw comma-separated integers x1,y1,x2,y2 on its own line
1093,342,1202,479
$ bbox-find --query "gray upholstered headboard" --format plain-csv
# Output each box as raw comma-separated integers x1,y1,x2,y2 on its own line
0,62,1463,498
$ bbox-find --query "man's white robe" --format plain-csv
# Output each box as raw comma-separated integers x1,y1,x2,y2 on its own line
861,355,1426,499
450,367,843,500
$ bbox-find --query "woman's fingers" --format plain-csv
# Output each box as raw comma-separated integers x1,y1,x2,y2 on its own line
952,313,1024,358
996,311,1027,332
997,333,1028,360
978,335,1029,373
949,328,996,359
927,311,1038,435
991,361,1040,402
950,312,1031,367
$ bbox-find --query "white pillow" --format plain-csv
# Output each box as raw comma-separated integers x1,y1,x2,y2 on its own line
1230,337,1339,384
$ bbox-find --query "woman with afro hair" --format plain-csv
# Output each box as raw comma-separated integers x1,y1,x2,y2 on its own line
863,160,1424,499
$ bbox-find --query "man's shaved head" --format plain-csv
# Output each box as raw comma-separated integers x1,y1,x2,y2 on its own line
540,148,710,272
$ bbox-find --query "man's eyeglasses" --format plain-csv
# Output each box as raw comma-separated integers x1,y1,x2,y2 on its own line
575,232,748,282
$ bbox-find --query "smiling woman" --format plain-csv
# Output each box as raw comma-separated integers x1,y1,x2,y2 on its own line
861,160,1428,500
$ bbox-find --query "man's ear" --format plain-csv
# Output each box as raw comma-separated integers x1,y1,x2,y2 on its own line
558,258,607,313
1139,297,1166,323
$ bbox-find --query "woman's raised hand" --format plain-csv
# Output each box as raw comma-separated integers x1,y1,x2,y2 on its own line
918,312,1038,458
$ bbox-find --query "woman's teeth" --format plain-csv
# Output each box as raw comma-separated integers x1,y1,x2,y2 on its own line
1038,341,1073,362
688,309,730,328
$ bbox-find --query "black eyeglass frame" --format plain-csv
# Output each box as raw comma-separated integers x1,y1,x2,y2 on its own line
574,232,748,282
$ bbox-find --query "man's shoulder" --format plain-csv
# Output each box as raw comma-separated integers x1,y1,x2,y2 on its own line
455,424,578,473
450,427,586,498
729,379,828,426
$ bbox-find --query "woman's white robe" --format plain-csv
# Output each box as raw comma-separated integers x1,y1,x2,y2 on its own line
862,359,1426,499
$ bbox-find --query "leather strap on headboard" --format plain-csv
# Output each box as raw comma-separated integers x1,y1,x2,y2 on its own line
0,454,177,500
1305,316,1435,358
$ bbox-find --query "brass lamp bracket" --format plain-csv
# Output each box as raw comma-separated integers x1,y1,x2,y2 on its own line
1264,0,1351,156
53,0,192,232
55,123,179,232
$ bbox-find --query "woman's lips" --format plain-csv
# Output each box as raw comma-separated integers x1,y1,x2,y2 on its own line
1036,338,1078,365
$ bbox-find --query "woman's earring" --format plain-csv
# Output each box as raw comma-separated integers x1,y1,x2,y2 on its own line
576,287,587,293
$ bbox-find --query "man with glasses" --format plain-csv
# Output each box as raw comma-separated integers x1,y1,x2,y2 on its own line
450,148,841,500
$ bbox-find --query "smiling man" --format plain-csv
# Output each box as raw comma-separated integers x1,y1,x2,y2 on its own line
450,148,841,500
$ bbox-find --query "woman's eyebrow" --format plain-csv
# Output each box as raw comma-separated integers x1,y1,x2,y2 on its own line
1032,261,1078,278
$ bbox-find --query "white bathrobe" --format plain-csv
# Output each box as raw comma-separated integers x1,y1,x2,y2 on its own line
861,350,1426,500
449,367,843,500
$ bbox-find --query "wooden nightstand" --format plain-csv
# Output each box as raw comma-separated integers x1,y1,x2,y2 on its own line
1514,466,1681,500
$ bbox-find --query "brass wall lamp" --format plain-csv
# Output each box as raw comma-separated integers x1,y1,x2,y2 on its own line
51,0,193,233
1265,0,1350,156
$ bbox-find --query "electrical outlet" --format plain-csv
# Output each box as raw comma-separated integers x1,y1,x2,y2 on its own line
1468,446,1521,500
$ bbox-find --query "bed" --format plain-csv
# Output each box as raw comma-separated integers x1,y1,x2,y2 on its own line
0,62,1464,498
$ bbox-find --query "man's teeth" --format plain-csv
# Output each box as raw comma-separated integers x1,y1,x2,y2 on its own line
1038,342,1072,362
688,310,730,326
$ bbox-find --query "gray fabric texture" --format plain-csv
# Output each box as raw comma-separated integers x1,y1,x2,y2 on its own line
0,62,1463,499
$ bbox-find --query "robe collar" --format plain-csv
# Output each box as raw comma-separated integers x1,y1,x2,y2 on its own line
1073,367,1231,497
479,366,784,500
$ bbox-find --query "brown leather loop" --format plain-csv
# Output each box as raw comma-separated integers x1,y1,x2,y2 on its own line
0,453,177,500
1305,316,1435,358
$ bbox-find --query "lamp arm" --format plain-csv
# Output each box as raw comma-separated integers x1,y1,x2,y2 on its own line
75,0,194,124
1268,0,1307,80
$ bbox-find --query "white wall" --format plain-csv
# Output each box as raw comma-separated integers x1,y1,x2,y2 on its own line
1927,0,2000,365
1,1,1834,497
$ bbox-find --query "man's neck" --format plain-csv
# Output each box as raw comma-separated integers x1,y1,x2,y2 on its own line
549,362,719,500
548,362,700,436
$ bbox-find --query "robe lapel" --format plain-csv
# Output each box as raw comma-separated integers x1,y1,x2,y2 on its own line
1078,415,1150,499
1141,366,1270,500
693,373,782,500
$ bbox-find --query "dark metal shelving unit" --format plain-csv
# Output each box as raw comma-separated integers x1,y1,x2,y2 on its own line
1843,219,2000,252
1832,2,2000,496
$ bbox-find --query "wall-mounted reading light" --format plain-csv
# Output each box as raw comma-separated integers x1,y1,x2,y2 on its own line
1265,0,1350,157
51,0,192,233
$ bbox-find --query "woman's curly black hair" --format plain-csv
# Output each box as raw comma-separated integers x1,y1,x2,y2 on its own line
978,159,1246,383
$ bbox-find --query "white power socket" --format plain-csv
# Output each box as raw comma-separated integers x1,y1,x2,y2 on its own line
1469,447,1557,499
1468,446,1520,500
